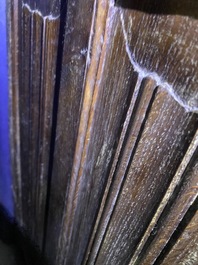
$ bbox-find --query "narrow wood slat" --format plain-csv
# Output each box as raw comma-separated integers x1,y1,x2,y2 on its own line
161,198,198,265
55,1,138,264
10,2,60,248
44,0,96,263
29,12,43,243
95,90,197,265
85,77,157,265
35,16,59,248
19,6,32,231
139,141,198,264
129,130,198,264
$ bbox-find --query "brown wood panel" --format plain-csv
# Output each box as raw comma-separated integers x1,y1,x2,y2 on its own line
139,149,198,264
84,3,198,265
118,5,198,111
8,1,198,265
129,131,198,264
44,0,96,263
93,91,197,265
54,1,139,264
23,0,61,16
161,198,198,265
9,1,60,249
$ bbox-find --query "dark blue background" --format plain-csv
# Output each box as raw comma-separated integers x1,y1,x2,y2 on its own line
0,1,13,215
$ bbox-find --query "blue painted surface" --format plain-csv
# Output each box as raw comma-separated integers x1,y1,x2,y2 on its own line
0,0,13,215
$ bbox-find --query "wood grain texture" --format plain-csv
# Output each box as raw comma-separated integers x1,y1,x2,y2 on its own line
161,198,198,265
8,0,198,265
44,0,95,263
118,6,198,111
9,1,60,249
138,142,198,264
8,0,23,223
129,130,198,265
23,0,61,16
54,2,139,264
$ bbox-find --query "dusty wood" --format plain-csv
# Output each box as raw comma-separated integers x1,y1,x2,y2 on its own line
129,130,198,264
138,141,198,264
93,91,197,265
9,0,60,249
161,198,198,265
44,0,96,263
8,1,198,265
84,3,198,265
118,5,198,111
54,1,139,264
23,0,61,16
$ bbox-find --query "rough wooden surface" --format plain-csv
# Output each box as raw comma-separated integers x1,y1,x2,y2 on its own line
8,0,198,265
161,197,198,265
44,0,95,262
9,0,60,248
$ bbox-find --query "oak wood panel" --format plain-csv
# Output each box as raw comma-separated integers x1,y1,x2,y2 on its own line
129,130,198,264
84,3,198,265
54,2,140,264
118,5,198,111
8,1,198,265
44,0,95,263
9,0,60,248
161,197,198,265
93,90,197,265
138,138,198,264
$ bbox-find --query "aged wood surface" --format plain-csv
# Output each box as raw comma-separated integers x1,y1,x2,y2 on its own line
44,0,95,262
8,0,22,223
8,0,198,265
161,197,198,265
9,0,60,248
130,130,198,264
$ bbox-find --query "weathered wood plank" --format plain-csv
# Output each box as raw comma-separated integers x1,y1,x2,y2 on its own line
44,0,96,263
85,76,157,265
54,1,139,264
84,3,198,265
161,198,198,265
8,1,198,265
118,6,198,111
93,91,197,265
136,136,198,264
129,130,198,264
9,1,60,249
23,0,61,16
